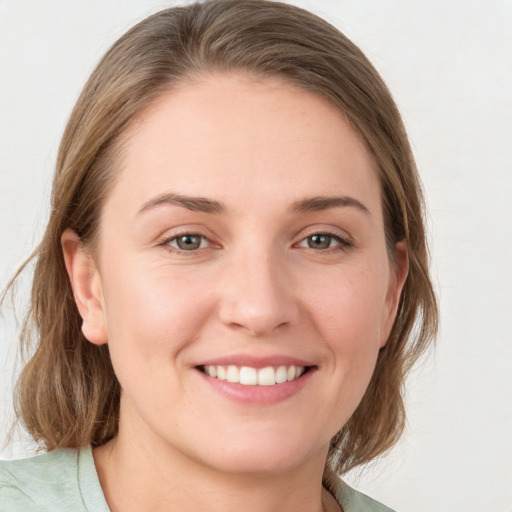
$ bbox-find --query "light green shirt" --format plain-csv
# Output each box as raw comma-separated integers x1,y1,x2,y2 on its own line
0,447,395,511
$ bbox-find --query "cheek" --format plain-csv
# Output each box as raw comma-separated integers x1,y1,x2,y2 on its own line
304,264,388,392
99,258,216,368
307,264,389,343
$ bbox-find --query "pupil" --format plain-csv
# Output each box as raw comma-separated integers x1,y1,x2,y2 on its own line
177,235,201,250
309,234,330,249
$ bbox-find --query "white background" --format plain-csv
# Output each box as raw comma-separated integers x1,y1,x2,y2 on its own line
1,1,511,511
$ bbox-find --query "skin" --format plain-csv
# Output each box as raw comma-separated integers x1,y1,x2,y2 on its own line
62,74,407,512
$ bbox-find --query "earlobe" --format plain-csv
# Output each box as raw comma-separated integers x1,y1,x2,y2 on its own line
380,241,409,347
61,229,108,345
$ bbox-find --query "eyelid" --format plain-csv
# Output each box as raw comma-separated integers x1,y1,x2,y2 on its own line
296,225,353,242
157,227,219,254
293,225,354,251
155,224,353,255
170,234,209,249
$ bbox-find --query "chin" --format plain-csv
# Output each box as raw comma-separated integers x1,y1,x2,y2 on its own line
192,431,328,477
204,452,311,477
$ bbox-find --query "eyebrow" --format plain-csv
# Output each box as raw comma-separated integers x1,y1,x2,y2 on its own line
139,192,224,214
291,196,370,215
138,192,370,216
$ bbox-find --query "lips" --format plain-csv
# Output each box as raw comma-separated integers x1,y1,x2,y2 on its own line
199,364,306,386
194,355,315,403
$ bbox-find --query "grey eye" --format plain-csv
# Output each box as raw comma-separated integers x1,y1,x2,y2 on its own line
174,234,204,251
307,234,333,249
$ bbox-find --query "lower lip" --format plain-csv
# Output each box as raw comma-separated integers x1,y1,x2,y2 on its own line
196,368,315,405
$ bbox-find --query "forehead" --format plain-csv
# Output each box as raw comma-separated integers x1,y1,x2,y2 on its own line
108,73,381,218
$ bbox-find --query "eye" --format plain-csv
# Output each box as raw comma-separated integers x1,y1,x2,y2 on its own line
296,232,351,251
168,234,209,251
306,234,334,250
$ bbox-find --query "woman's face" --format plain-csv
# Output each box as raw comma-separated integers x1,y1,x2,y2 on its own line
72,74,406,474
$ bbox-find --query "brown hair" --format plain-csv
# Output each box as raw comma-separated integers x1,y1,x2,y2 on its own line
4,0,437,474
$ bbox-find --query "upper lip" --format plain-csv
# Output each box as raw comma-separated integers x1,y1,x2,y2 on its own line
194,354,315,369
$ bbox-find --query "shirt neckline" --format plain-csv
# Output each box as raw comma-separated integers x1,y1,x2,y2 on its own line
77,446,111,512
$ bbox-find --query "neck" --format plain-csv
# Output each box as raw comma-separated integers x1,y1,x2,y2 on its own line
93,412,337,512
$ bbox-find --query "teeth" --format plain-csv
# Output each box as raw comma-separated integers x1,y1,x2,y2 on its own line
258,366,276,386
239,366,258,385
216,366,226,380
275,366,287,384
226,365,239,383
203,364,306,386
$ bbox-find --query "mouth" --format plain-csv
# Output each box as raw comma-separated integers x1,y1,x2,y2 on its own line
197,364,311,386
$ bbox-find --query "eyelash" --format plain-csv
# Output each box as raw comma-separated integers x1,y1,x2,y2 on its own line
295,231,353,253
159,230,353,255
159,232,211,254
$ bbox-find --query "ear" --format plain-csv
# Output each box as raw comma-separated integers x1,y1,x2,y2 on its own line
61,229,108,345
380,241,409,348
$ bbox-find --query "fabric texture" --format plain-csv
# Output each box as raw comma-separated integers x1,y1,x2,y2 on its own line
0,448,108,512
323,467,396,512
0,447,395,511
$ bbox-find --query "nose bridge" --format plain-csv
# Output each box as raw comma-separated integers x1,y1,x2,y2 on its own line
218,239,298,336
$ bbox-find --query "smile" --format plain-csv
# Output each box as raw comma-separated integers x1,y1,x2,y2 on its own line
199,365,307,386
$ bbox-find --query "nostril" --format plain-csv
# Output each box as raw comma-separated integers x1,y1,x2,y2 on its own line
218,303,298,337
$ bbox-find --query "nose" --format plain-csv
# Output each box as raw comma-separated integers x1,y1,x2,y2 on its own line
218,248,300,337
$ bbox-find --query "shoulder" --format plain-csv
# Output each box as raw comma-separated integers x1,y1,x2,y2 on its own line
337,480,396,512
0,449,82,511
324,468,396,512
0,447,108,512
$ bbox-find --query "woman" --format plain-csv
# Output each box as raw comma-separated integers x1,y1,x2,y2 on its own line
0,1,437,511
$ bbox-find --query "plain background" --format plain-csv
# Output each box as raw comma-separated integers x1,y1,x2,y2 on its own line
0,1,511,511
